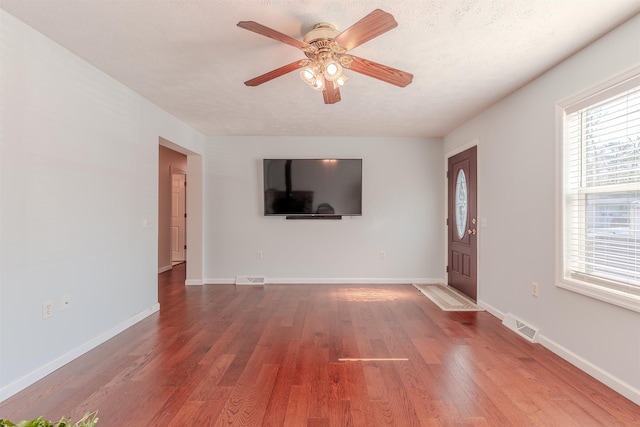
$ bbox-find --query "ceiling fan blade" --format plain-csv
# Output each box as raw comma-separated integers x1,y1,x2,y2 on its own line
322,80,342,104
344,55,413,87
244,60,305,86
333,9,398,51
237,21,316,53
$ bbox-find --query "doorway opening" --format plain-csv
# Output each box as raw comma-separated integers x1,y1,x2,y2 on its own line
158,137,203,285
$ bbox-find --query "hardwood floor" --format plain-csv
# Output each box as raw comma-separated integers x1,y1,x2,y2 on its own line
1,263,638,426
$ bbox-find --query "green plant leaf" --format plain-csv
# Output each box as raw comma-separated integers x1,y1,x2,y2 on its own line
0,412,97,427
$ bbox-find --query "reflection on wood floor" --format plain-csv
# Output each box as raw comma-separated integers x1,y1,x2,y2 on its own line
1,262,638,426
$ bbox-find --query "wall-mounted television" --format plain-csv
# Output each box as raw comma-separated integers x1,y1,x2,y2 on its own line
263,159,362,219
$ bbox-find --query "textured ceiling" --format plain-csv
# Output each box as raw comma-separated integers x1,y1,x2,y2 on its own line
1,0,639,137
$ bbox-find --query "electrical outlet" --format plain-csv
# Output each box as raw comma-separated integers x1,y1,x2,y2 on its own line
256,250,263,259
42,301,53,319
379,251,386,259
62,295,71,311
531,282,539,297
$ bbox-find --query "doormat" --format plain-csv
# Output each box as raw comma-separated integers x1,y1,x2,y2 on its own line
412,283,484,312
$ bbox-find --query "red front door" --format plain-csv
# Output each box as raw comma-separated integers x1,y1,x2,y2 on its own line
447,146,478,301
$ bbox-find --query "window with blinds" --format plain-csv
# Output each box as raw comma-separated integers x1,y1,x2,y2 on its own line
560,70,640,310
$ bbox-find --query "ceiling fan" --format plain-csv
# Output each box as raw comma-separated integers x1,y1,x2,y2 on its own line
237,9,413,104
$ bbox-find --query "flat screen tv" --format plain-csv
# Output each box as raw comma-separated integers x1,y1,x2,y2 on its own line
263,159,362,218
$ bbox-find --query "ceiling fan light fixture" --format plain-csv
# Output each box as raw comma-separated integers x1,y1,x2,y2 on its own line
300,67,316,84
335,74,348,86
323,60,342,81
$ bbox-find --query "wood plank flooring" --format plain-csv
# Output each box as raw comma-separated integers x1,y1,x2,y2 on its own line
1,263,638,425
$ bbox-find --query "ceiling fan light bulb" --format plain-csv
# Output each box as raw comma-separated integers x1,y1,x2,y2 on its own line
336,75,348,86
323,61,342,81
300,68,316,84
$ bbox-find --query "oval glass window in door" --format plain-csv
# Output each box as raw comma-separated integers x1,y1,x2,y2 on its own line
455,169,468,239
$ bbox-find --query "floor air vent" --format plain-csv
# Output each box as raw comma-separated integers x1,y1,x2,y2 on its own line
502,313,540,343
235,276,266,286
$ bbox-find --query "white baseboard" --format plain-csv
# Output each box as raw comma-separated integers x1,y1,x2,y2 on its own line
204,277,444,285
538,335,640,405
158,264,173,274
202,278,235,285
477,299,505,319
0,303,160,403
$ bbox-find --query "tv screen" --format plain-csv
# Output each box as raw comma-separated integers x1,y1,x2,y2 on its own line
263,159,362,217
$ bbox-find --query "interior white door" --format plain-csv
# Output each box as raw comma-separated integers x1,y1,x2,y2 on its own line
171,173,186,262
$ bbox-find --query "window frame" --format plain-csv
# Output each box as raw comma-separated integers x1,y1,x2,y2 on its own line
556,65,640,313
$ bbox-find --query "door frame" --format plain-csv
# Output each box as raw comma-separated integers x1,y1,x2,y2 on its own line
444,139,481,299
159,137,204,285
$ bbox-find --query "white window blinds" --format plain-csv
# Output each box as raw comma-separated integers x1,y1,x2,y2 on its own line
564,82,640,293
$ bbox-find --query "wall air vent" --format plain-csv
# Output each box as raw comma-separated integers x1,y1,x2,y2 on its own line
235,276,266,286
502,313,540,343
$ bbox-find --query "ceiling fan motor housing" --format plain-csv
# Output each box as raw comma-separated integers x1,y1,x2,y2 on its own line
303,23,346,64
303,23,340,44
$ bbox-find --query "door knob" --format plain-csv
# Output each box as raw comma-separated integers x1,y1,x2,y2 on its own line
468,228,476,235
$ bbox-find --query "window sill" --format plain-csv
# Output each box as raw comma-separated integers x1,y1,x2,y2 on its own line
557,278,640,313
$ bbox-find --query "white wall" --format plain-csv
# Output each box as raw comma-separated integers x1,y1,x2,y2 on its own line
444,14,640,403
0,10,205,399
203,136,444,283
